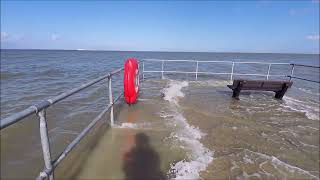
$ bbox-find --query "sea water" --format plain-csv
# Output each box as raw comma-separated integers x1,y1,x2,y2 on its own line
1,49,319,179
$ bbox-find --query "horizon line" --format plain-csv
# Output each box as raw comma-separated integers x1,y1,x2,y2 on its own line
1,48,319,55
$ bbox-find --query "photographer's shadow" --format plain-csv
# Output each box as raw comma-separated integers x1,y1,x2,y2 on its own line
122,133,167,180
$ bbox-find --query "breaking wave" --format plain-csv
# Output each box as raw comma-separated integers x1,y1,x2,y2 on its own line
115,122,138,129
297,87,320,96
161,80,213,179
241,149,319,179
282,96,320,120
192,79,230,87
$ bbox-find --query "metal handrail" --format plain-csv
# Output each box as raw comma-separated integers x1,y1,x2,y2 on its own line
142,59,320,83
287,76,320,83
1,67,124,180
290,63,320,68
142,59,292,81
143,59,290,65
0,68,123,129
287,63,320,83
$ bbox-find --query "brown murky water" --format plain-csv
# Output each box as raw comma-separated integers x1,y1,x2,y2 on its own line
1,50,319,179
52,79,319,179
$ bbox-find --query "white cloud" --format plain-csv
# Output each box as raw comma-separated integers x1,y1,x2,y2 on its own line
51,33,61,41
306,35,320,40
1,32,9,41
1,32,27,43
289,7,314,15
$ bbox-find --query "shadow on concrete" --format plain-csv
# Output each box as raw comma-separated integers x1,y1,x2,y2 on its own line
123,133,167,180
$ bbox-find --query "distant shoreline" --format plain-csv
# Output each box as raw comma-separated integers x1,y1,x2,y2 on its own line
1,48,319,55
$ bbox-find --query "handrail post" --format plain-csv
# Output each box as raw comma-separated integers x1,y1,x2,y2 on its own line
266,64,271,80
289,64,295,81
230,62,235,81
142,61,145,81
161,60,164,79
195,61,199,80
108,76,114,127
38,110,54,180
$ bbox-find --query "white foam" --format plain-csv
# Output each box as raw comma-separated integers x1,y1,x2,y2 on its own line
279,130,298,138
243,153,254,164
162,80,213,179
192,79,230,87
138,98,152,101
244,149,319,179
282,96,320,120
115,122,138,129
298,87,320,96
240,171,261,179
162,81,188,105
48,127,79,135
299,141,318,148
231,161,240,172
297,125,319,131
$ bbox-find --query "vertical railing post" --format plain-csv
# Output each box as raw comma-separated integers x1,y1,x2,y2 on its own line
142,61,145,81
230,62,235,82
108,76,114,127
38,110,54,180
161,60,164,79
266,64,271,80
289,64,295,81
195,61,199,80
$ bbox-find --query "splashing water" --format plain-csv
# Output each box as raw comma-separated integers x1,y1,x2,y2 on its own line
162,81,188,105
282,96,320,121
161,80,213,179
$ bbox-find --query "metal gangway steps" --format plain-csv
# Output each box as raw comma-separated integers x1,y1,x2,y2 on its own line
1,59,319,180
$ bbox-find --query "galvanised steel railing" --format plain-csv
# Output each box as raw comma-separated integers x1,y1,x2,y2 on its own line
0,67,124,180
288,63,320,83
142,59,292,81
142,59,320,83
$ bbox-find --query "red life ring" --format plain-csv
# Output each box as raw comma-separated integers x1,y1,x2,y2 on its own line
124,58,139,104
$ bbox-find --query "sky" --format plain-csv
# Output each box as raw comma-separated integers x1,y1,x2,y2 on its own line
1,1,319,54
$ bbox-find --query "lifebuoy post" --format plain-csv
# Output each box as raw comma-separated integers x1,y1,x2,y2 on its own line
124,58,139,104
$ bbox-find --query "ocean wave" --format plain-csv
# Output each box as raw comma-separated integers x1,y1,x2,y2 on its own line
228,148,319,179
114,122,153,129
115,122,138,129
244,149,319,179
162,80,188,105
48,127,79,135
281,96,320,120
297,87,320,96
40,68,64,76
0,71,25,80
162,80,213,179
191,79,230,87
